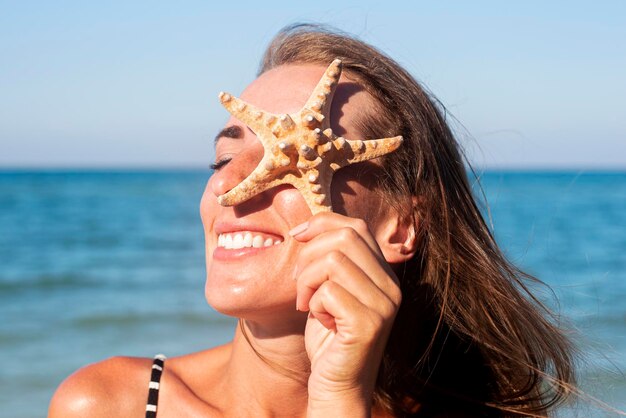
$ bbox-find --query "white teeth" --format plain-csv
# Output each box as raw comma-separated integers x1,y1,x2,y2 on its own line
243,232,252,247
217,232,283,249
252,235,264,248
232,233,244,249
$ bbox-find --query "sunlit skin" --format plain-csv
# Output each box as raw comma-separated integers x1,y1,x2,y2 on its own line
202,64,401,323
200,64,413,416
48,64,416,418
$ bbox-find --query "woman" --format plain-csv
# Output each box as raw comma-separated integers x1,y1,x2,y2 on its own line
49,24,575,417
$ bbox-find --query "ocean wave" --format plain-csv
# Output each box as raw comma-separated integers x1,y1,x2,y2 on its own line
0,273,102,292
71,311,235,329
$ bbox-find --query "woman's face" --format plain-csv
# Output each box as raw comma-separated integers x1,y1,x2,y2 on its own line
200,64,392,323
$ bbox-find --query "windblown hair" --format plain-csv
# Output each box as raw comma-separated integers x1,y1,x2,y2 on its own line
259,24,576,417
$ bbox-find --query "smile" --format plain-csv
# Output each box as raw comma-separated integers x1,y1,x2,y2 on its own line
217,232,283,250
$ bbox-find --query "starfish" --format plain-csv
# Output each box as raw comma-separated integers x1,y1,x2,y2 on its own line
217,59,403,214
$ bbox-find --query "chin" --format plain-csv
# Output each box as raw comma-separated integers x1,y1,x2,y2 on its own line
203,272,297,320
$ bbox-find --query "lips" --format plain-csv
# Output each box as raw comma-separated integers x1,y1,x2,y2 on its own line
217,231,283,250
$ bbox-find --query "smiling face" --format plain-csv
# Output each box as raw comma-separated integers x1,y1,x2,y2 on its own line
200,64,393,323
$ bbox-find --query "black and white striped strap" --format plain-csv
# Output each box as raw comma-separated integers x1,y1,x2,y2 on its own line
145,354,166,418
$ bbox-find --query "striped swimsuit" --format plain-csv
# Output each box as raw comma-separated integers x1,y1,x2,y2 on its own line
145,354,166,418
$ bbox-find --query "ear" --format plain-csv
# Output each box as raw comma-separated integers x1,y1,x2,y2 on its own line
375,198,420,265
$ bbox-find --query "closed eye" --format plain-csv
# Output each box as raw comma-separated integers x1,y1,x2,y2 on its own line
210,157,232,171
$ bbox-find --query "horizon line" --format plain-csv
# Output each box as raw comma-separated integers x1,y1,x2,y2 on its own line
1,165,625,173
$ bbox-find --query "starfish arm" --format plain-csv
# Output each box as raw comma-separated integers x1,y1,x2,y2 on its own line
218,91,278,143
291,167,335,214
217,59,404,216
301,59,342,129
217,163,290,207
346,136,404,164
302,192,333,214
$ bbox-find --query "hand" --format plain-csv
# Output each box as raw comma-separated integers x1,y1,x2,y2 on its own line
290,213,402,417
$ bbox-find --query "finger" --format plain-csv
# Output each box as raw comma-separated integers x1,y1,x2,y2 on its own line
294,227,400,295
308,280,386,340
290,212,381,256
296,250,396,314
307,307,336,331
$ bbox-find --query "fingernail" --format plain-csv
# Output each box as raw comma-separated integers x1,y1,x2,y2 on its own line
288,221,309,237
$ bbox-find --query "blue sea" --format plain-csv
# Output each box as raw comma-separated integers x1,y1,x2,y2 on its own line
0,170,624,417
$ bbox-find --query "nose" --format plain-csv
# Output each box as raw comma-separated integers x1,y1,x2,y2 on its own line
209,149,262,198
210,165,236,198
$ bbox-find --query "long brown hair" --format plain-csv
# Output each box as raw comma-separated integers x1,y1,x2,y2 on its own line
259,24,576,417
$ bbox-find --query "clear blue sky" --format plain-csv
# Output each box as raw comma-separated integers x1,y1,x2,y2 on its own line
1,0,624,169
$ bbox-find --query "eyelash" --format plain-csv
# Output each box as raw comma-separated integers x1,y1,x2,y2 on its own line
210,157,232,171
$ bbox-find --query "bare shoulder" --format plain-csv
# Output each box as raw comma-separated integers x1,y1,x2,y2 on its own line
48,356,153,418
167,343,230,384
162,345,231,394
49,345,233,418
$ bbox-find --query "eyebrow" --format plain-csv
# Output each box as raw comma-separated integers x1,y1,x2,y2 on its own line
214,125,243,146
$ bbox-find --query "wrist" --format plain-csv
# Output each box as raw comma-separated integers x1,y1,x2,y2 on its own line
307,391,371,418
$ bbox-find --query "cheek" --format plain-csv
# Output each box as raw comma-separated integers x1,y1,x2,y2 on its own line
272,186,313,224
333,185,379,221
199,179,216,228
330,167,384,221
